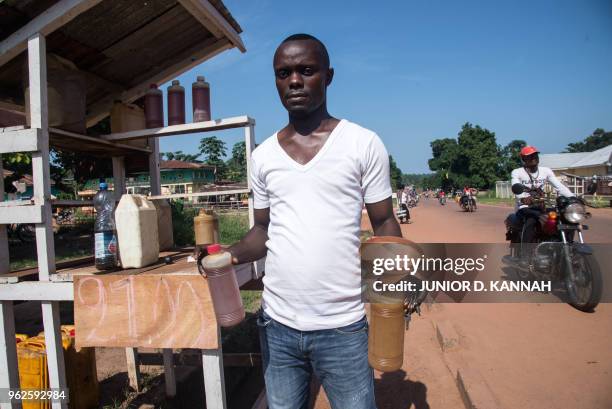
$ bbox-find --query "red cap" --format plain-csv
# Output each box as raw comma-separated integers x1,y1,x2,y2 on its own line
69,329,75,337
207,244,222,254
520,146,539,156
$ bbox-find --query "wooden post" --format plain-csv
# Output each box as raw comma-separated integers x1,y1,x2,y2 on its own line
244,124,255,229
112,157,126,201
0,157,21,409
28,33,67,409
147,136,177,396
244,124,263,277
125,347,141,392
163,349,176,397
202,327,227,409
148,137,161,196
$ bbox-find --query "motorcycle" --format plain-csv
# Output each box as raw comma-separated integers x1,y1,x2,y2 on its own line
396,204,409,224
504,184,602,312
460,193,477,212
439,195,446,205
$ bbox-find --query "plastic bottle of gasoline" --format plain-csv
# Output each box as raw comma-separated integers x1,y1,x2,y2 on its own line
93,182,117,270
167,80,185,125
144,84,163,128
192,76,211,122
368,300,405,372
201,244,245,327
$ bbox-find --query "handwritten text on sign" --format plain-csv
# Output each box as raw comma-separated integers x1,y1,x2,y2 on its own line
74,275,218,350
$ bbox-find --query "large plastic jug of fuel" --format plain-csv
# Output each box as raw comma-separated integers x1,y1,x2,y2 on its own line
201,244,245,327
368,301,405,372
115,194,159,268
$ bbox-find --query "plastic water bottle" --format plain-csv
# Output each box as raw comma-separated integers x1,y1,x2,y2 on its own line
201,244,245,327
93,182,117,270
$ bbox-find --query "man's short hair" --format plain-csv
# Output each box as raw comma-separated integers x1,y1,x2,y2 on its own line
280,33,330,68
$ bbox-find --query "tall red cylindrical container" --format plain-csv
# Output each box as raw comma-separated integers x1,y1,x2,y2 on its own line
192,76,211,122
167,80,185,125
144,84,163,128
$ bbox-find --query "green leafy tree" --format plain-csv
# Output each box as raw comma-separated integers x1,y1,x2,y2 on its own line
565,128,611,152
163,150,201,162
199,136,227,179
454,123,500,189
499,139,526,180
389,155,403,190
225,141,247,182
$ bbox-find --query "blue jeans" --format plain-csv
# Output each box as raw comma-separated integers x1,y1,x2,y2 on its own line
257,309,377,409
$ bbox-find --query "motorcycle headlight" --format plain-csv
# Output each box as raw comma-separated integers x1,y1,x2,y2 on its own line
563,203,586,223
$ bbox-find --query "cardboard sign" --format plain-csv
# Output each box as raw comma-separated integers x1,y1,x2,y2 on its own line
74,274,218,350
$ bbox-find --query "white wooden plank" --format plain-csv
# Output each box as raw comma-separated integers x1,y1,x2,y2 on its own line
0,101,25,114
0,158,9,276
126,347,142,392
0,301,21,409
112,157,126,201
50,128,152,153
28,34,55,281
202,327,227,409
102,116,255,142
0,0,102,67
235,262,253,288
41,302,68,409
0,199,34,208
0,204,44,224
86,39,233,126
148,188,250,201
0,282,73,301
244,124,264,279
163,349,176,398
178,0,246,52
149,138,161,196
0,128,41,154
244,125,256,229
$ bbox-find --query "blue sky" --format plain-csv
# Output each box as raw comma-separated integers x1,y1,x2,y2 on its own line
159,0,612,174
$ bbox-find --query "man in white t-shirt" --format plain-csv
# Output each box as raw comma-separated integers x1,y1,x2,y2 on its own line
228,34,401,409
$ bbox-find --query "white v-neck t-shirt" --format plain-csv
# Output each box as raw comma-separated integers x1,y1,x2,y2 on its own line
250,119,392,331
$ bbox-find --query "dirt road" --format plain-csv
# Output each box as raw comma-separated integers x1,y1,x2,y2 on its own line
358,198,612,409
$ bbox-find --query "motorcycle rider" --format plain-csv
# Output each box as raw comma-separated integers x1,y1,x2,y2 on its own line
398,185,411,223
510,146,574,263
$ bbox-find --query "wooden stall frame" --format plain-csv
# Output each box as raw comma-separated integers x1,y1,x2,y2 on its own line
0,9,261,408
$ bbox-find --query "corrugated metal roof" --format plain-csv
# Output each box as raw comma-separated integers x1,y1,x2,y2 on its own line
539,152,589,169
540,144,612,170
160,160,215,170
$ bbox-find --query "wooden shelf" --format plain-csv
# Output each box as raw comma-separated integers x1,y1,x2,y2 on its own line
50,127,153,156
101,116,255,142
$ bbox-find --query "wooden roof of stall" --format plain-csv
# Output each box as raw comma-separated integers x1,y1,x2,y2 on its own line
0,0,245,127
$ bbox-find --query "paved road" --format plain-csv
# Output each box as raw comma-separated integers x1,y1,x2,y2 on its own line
360,199,612,409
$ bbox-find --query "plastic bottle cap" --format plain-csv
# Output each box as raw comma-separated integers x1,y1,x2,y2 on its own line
207,244,222,254
99,182,108,190
172,80,180,85
197,75,205,81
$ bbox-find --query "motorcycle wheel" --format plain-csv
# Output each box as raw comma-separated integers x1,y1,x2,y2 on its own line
565,253,603,312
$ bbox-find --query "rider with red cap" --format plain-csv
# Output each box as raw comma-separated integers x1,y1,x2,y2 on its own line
510,146,574,258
